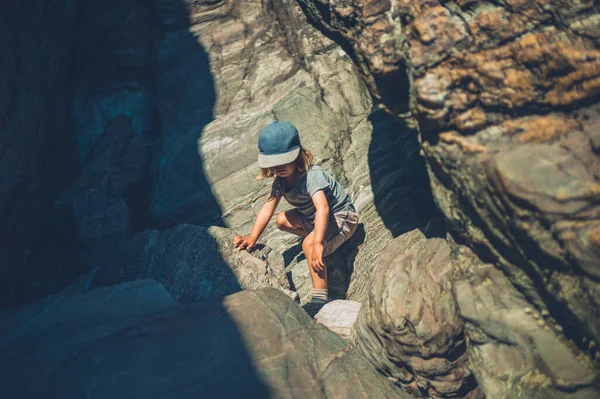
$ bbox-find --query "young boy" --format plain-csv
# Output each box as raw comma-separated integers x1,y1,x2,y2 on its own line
234,121,358,317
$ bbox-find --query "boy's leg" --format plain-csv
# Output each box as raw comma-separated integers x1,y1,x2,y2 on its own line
276,210,309,237
302,234,329,317
302,233,327,290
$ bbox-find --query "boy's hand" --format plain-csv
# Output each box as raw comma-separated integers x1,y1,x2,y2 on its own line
310,242,325,272
233,235,256,251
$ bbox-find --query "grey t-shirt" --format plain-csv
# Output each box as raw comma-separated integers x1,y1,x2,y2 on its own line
271,165,355,220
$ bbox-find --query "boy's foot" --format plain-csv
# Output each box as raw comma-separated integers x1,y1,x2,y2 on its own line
302,297,329,318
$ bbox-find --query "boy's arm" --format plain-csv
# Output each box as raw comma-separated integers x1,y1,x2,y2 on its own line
234,195,281,251
310,190,329,271
249,195,281,242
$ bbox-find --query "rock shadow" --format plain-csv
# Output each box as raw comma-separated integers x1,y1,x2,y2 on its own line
145,0,224,230
367,109,446,238
0,280,271,398
17,0,229,307
329,223,367,300
3,0,272,395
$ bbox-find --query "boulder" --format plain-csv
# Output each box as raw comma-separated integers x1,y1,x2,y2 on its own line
455,261,598,398
0,280,410,399
91,224,294,303
314,300,361,340
352,229,480,398
296,0,600,396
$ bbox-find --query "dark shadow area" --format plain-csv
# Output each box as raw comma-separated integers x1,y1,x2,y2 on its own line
2,0,227,308
1,0,274,396
368,109,447,239
0,281,271,398
0,0,81,308
373,65,411,115
143,0,224,230
328,223,367,300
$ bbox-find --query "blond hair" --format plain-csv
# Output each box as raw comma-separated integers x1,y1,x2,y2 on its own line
256,148,313,180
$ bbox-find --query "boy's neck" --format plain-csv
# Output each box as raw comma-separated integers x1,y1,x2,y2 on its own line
284,172,298,186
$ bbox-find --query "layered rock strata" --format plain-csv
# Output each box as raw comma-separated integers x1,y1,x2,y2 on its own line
296,0,600,397
191,0,440,304
353,229,480,398
298,0,600,397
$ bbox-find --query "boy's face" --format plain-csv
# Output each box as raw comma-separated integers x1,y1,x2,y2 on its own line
270,162,295,177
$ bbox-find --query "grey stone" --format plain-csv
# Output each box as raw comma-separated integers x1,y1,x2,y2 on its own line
314,300,361,340
295,1,600,397
0,281,411,399
352,229,480,398
91,224,292,303
454,261,598,398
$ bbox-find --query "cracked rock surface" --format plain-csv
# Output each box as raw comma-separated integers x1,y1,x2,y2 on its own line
352,229,481,398
191,0,439,305
296,0,600,397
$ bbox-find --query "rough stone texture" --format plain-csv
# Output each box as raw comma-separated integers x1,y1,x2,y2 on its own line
455,252,598,399
353,229,480,398
296,0,600,397
1,0,439,313
190,0,440,305
2,0,225,306
91,224,295,303
314,299,361,340
0,0,78,307
0,281,410,399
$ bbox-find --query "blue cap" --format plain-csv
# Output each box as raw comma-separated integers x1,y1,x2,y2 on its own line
257,121,301,168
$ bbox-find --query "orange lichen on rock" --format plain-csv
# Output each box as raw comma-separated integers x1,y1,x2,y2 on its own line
546,68,600,106
409,6,468,67
586,183,600,197
439,131,488,153
419,31,600,125
501,114,580,143
453,107,487,131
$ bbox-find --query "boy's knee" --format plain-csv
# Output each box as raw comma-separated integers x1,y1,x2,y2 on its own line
275,212,287,230
302,234,314,250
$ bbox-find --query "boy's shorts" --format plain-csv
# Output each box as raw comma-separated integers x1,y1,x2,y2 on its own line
297,208,359,257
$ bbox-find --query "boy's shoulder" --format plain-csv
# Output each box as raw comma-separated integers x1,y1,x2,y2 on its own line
307,164,326,174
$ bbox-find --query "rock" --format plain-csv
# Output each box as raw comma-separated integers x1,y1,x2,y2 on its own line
353,229,481,398
296,0,600,396
46,115,154,277
0,281,410,399
314,300,361,340
189,0,440,306
91,224,293,303
454,261,598,398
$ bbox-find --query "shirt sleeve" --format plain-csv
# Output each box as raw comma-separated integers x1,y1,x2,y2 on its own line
270,178,283,198
306,168,330,197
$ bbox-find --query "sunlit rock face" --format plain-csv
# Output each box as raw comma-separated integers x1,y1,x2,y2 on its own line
191,0,440,305
296,0,600,397
352,230,480,398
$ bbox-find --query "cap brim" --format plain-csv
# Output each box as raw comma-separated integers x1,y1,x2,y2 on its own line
257,147,300,168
